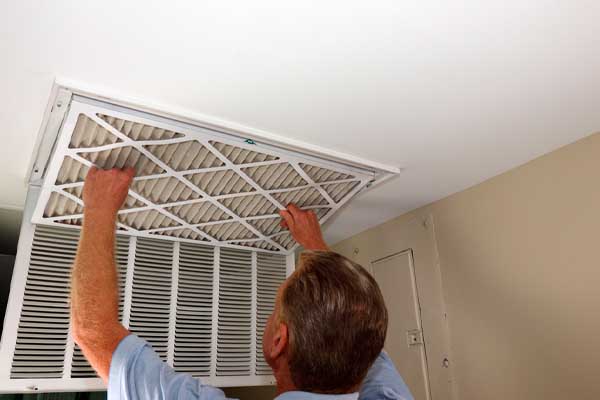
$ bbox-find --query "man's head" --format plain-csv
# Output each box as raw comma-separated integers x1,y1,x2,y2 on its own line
262,250,388,394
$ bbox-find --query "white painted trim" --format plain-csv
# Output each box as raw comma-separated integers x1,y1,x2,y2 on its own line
63,330,75,380
27,87,72,184
167,242,180,367
209,246,220,379
286,252,296,276
122,236,136,328
427,214,458,400
250,251,258,376
407,250,433,400
0,374,277,393
371,250,432,400
0,187,40,380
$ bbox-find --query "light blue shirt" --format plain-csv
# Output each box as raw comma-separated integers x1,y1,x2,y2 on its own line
108,334,413,400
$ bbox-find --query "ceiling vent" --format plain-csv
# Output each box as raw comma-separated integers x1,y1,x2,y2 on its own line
0,84,398,393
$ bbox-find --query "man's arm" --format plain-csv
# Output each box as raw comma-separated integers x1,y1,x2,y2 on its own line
70,167,133,382
73,168,229,400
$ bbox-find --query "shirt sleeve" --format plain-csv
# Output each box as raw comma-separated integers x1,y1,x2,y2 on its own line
359,351,414,400
108,334,230,400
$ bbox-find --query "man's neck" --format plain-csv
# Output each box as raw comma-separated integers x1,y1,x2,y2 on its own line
273,361,298,395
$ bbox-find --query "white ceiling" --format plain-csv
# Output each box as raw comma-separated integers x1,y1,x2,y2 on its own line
2,1,600,244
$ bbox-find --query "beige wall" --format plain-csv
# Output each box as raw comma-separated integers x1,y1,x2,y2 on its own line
333,133,600,400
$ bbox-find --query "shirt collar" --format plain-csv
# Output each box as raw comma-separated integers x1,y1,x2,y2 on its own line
275,391,359,400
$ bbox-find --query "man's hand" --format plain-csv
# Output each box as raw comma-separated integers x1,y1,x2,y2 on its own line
279,203,329,251
82,167,135,217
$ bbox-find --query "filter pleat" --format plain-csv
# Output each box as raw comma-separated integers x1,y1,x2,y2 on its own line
98,114,185,141
70,114,121,148
79,147,164,176
186,170,254,196
299,163,354,183
131,177,201,204
209,141,279,165
145,141,225,171
242,163,305,190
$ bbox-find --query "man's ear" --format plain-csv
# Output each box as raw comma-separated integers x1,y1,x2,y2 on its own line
269,321,289,360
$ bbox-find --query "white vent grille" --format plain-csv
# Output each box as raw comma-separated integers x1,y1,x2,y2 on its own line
32,96,390,255
173,243,214,377
10,225,77,379
1,220,291,392
129,238,174,360
255,253,287,375
217,248,252,376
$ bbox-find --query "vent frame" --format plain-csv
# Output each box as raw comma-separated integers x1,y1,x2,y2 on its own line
29,87,398,255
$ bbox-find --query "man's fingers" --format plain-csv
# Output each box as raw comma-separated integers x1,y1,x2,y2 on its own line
287,203,302,217
279,210,294,231
119,167,136,186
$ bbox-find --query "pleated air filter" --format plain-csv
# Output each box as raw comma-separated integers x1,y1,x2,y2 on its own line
30,95,397,254
0,86,398,393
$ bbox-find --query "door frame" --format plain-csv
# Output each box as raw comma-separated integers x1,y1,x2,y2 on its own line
371,249,433,400
333,214,456,400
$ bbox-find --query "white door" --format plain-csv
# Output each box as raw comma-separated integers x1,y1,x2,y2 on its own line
371,251,431,400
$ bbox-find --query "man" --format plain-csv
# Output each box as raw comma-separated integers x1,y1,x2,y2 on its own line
71,167,413,400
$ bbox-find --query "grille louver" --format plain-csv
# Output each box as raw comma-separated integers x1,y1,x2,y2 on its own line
129,238,174,360
10,225,77,379
216,248,252,376
173,243,214,376
255,253,287,375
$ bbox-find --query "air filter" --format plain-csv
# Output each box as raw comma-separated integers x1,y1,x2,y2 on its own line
30,91,398,254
